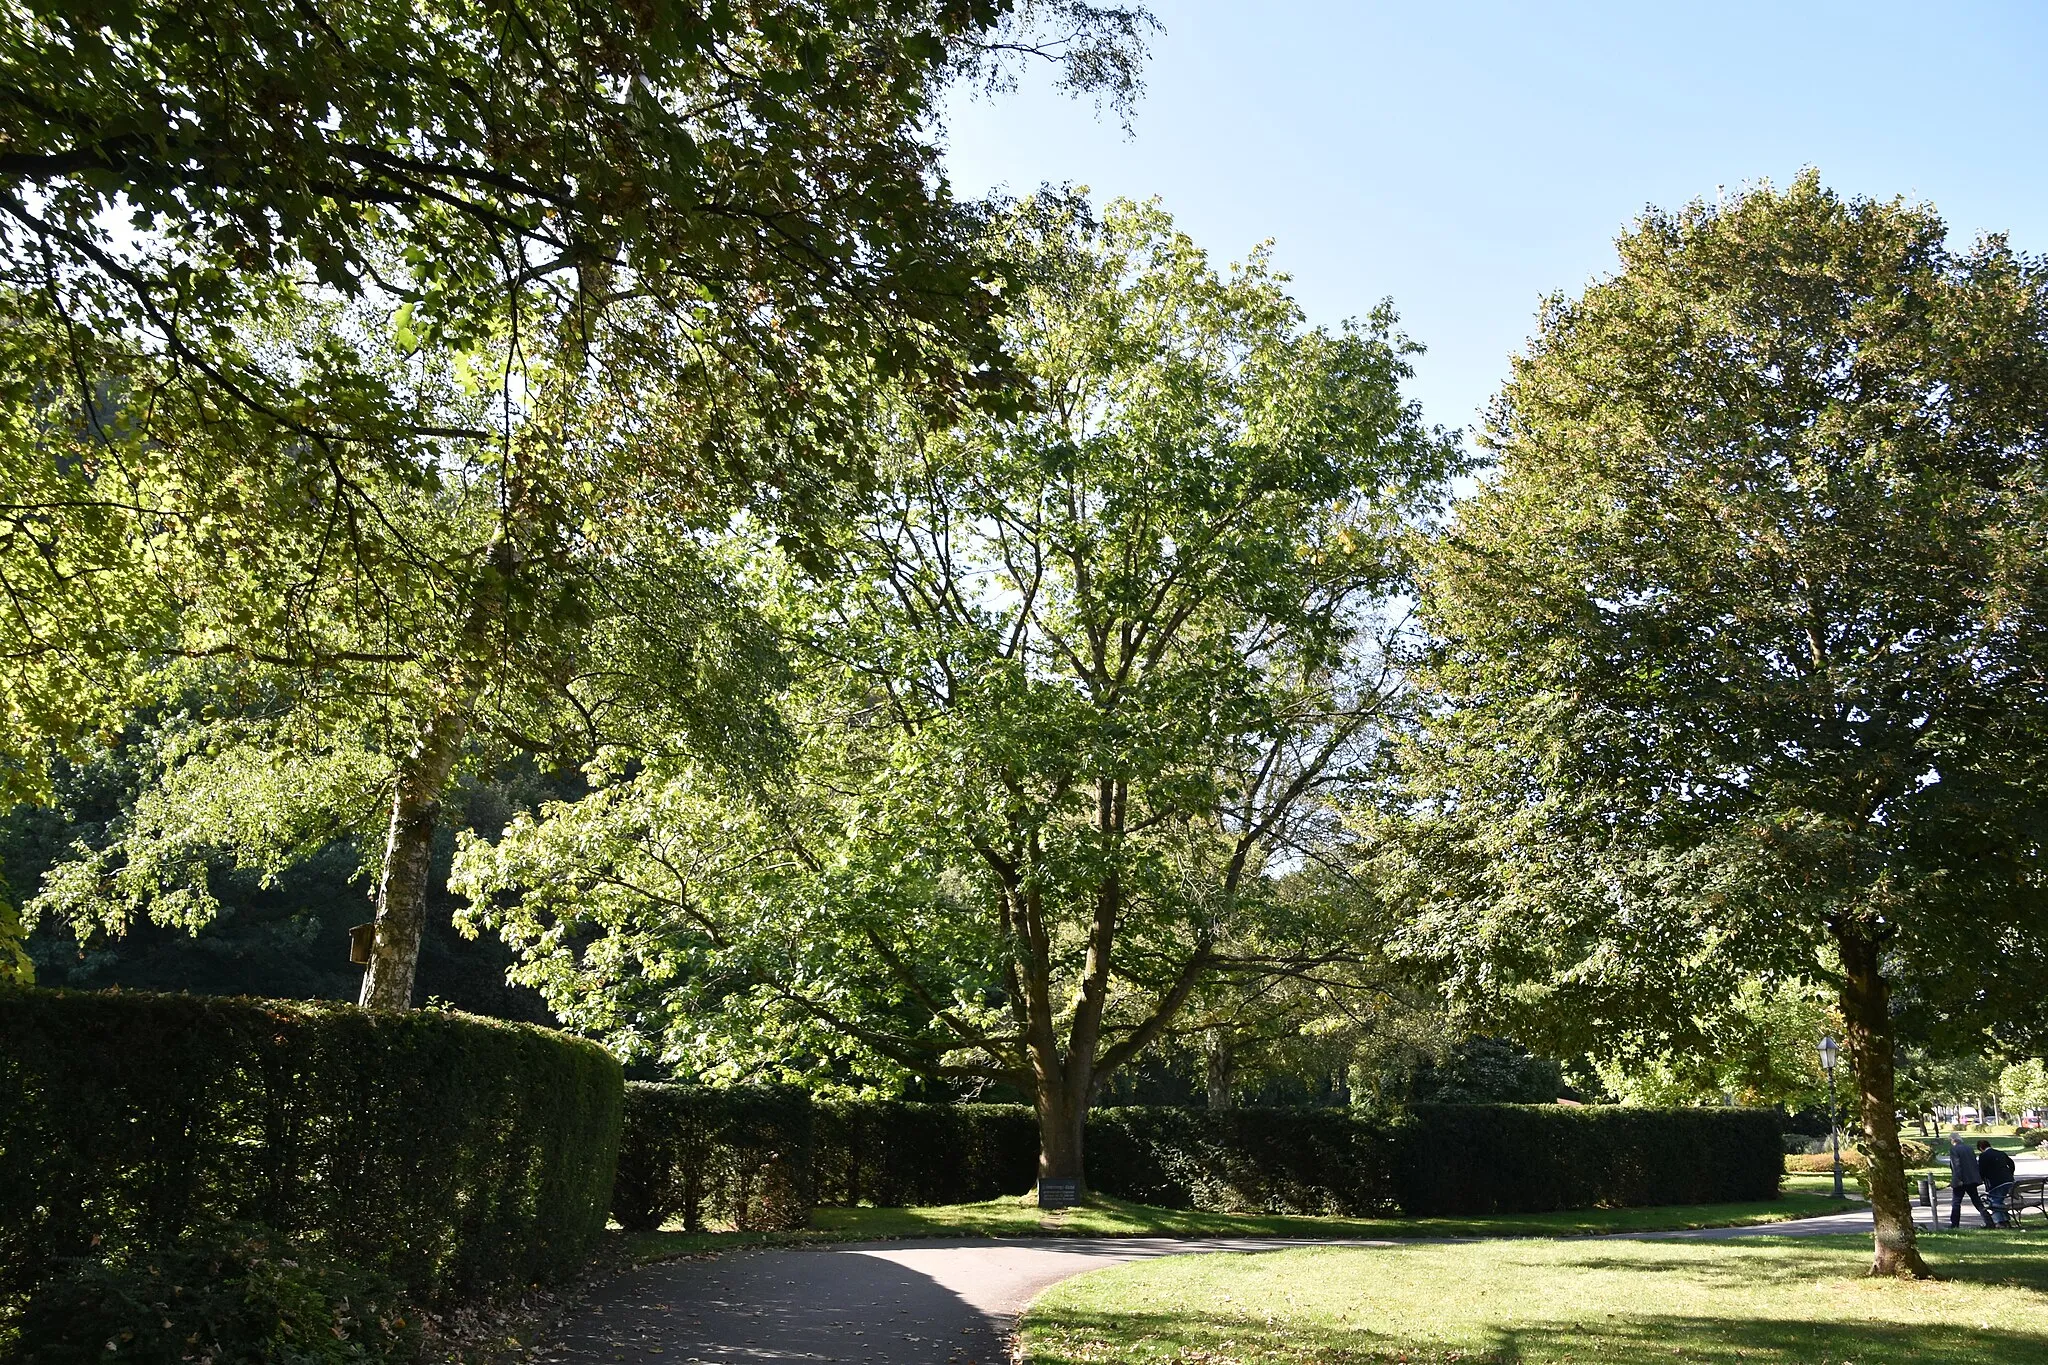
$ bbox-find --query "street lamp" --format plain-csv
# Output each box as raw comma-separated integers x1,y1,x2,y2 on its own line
1820,1036,1845,1200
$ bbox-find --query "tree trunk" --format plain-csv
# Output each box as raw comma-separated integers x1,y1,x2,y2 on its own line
1036,1083,1088,1187
358,708,469,1010
1836,923,1930,1278
1205,1029,1234,1110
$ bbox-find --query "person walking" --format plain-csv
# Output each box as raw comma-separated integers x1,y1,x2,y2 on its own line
1949,1134,1995,1228
1979,1139,2018,1229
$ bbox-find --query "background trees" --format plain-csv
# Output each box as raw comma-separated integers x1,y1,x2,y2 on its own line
1391,174,2048,1276
2003,1059,2048,1117
453,200,1461,1180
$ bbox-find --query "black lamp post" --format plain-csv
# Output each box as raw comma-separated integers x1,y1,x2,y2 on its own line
1820,1035,1845,1200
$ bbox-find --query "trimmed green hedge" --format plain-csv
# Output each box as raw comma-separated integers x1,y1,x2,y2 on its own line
815,1101,1039,1207
1090,1107,1399,1215
0,988,623,1309
614,1082,813,1232
1394,1103,1783,1215
614,1092,1781,1226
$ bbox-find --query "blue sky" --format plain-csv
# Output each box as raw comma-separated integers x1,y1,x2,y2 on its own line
941,0,2048,440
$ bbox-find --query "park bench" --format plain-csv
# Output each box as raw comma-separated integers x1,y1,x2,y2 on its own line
1999,1177,2047,1227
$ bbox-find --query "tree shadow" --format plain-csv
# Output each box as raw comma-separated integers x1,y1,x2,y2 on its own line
1484,1313,2048,1364
1026,1305,2048,1365
550,1243,1012,1364
1553,1233,2048,1295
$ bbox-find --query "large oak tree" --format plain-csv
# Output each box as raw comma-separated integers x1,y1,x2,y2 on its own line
454,200,1460,1181
1394,174,2048,1276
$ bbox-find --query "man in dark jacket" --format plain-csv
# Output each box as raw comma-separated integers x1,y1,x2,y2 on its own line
1949,1135,1994,1227
1979,1139,2018,1228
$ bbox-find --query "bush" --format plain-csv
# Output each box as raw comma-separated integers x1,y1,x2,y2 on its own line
1405,1038,1563,1105
613,1084,813,1232
1395,1105,1782,1215
814,1101,1038,1207
1783,1137,1929,1172
2022,1128,2047,1149
1087,1107,1398,1215
1785,1150,1865,1173
0,988,622,1312
16,1224,418,1365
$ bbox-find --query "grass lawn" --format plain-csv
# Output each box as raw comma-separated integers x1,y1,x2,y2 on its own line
1781,1171,1862,1198
622,1188,1851,1262
1020,1232,2048,1364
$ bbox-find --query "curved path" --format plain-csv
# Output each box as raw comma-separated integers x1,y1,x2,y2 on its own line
545,1236,1387,1365
542,1208,1924,1365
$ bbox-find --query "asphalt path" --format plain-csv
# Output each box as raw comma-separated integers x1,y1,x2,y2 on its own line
545,1156,2048,1365
544,1236,1397,1365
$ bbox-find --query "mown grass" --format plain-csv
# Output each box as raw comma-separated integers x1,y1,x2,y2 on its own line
1019,1231,2048,1364
621,1187,1851,1263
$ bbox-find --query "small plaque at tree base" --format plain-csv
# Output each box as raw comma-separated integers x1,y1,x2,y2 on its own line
1037,1177,1081,1208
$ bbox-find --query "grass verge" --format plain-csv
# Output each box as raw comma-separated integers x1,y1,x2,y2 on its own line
621,1188,1852,1263
1019,1231,2048,1364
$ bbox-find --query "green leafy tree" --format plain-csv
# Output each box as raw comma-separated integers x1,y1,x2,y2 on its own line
1176,917,1436,1112
1590,978,1838,1113
0,0,1152,460
2002,1059,2048,1116
1393,175,2048,1276
5,706,561,1016
0,0,1155,1007
454,200,1461,1181
0,899,29,984
1405,1037,1563,1105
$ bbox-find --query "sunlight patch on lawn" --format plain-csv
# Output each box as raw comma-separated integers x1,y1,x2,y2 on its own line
1021,1233,2048,1364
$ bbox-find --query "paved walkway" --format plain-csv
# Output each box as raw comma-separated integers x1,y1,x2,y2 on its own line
544,1204,1971,1365
546,1154,2048,1365
545,1236,1399,1365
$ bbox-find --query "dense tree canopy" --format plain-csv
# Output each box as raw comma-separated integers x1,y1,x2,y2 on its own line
0,0,1154,1006
1390,173,2048,1275
453,199,1461,1178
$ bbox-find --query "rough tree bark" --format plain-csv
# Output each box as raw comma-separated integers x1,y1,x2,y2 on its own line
1836,921,1930,1278
358,707,470,1010
1035,1083,1089,1183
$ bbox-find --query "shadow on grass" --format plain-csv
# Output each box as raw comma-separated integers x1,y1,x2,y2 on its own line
808,1192,1849,1243
1502,1232,2048,1296
622,1191,1892,1265
1482,1314,2048,1364
1026,1305,2048,1365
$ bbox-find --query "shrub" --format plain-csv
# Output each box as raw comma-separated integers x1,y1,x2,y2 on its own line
1395,1105,1781,1215
1784,1137,1929,1172
813,1101,1038,1207
16,1224,418,1365
0,988,622,1311
614,1084,814,1232
1404,1038,1563,1105
2022,1128,2047,1150
1785,1150,1865,1173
